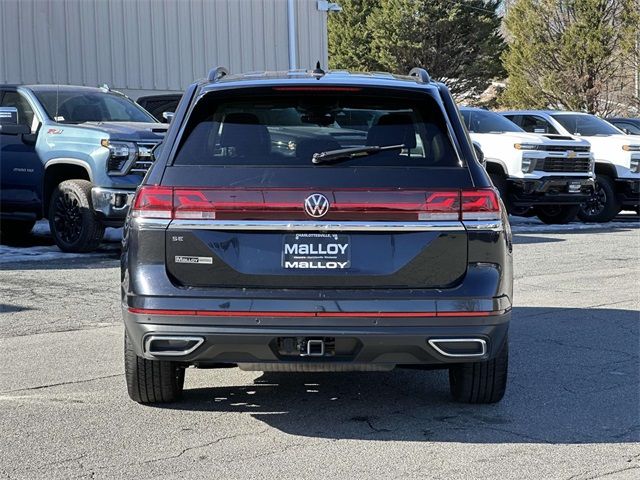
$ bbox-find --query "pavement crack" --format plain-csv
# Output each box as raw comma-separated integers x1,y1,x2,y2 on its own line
537,338,636,360
567,465,640,480
351,415,391,433
0,374,122,395
138,428,270,466
610,424,640,441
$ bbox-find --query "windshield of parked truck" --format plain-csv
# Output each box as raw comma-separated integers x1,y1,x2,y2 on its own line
460,109,524,134
551,114,621,136
34,90,156,124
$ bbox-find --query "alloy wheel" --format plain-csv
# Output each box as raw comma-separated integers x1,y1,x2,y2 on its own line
53,191,83,244
581,182,607,217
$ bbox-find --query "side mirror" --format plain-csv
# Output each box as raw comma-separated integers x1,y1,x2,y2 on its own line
0,124,30,136
21,124,40,146
620,127,630,135
472,142,485,165
151,142,163,159
0,107,19,126
162,111,174,123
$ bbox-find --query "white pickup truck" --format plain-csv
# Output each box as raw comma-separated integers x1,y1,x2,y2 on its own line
460,108,594,224
502,110,640,222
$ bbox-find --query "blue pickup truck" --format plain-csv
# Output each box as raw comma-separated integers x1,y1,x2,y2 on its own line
0,85,167,251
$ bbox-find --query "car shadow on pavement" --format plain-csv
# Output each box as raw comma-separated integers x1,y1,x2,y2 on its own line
0,303,34,313
512,235,565,244
0,230,121,269
0,233,58,248
0,252,120,270
158,306,640,444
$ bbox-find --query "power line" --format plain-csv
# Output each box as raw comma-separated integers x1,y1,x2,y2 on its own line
441,0,499,15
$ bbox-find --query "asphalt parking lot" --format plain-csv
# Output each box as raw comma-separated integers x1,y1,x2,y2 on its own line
1,216,639,480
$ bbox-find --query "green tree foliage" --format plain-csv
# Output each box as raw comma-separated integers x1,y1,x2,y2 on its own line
502,0,640,115
328,0,506,99
328,0,381,71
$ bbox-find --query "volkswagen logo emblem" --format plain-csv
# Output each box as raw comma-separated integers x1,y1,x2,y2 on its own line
304,193,330,218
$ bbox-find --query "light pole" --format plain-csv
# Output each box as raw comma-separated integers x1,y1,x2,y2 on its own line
287,0,297,70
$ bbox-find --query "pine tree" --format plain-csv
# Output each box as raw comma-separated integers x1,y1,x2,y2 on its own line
501,0,640,115
328,0,506,99
328,0,381,71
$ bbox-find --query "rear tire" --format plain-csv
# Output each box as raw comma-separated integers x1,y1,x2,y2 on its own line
48,179,105,252
124,331,185,404
535,205,579,224
449,338,508,404
577,175,621,223
0,219,36,242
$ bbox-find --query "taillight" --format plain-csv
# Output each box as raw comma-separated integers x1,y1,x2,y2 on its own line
130,187,500,221
421,192,460,220
173,190,217,219
131,186,173,218
461,189,501,220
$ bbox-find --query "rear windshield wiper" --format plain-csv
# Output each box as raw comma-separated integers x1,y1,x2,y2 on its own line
311,144,404,165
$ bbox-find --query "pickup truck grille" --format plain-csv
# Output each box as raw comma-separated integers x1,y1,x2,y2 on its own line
542,145,590,153
129,142,160,175
540,157,591,173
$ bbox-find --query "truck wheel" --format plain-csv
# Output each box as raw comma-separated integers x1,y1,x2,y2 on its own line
489,173,531,217
48,179,105,252
125,331,185,404
535,205,579,224
0,219,36,242
577,175,621,223
449,338,508,404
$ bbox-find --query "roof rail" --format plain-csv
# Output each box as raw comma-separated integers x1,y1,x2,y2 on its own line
208,66,229,83
408,67,431,83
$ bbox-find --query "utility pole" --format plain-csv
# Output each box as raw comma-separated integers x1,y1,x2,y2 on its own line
636,33,639,110
287,0,297,70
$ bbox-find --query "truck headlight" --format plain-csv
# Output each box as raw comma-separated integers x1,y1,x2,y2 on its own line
102,139,136,174
622,145,640,152
514,143,543,151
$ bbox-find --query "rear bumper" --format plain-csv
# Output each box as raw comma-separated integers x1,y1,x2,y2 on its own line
124,308,510,366
507,176,594,206
615,178,640,206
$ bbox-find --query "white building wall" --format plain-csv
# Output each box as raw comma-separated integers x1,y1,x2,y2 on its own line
0,0,329,97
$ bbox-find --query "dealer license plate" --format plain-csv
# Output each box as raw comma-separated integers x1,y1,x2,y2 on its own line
282,233,351,270
568,181,582,193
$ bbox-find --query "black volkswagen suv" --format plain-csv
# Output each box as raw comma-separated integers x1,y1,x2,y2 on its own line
122,67,513,404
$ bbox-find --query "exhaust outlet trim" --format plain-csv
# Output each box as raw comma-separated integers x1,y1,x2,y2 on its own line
428,338,487,358
144,335,205,356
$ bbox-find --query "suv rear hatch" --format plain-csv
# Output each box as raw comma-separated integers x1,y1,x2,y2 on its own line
135,87,498,289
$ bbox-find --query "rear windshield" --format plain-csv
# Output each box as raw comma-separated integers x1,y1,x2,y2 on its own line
173,91,461,168
460,109,524,134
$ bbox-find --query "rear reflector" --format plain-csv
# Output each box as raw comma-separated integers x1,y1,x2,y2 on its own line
130,186,500,221
128,307,500,317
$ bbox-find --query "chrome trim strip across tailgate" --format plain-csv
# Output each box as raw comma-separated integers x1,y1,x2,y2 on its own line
462,220,504,232
167,220,466,232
